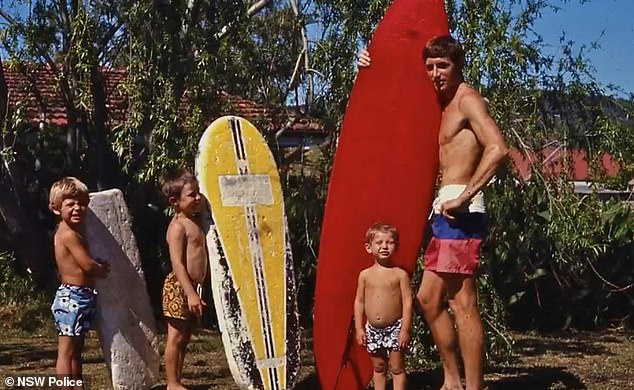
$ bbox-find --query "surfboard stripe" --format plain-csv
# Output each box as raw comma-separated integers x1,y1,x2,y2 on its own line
198,115,299,390
204,203,261,388
230,117,247,163
245,204,278,390
228,117,281,390
230,117,249,175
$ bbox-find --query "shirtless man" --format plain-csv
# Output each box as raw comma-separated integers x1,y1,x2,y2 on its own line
354,223,413,390
160,169,209,390
359,35,508,390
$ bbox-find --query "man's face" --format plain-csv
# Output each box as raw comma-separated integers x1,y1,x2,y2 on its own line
425,56,458,93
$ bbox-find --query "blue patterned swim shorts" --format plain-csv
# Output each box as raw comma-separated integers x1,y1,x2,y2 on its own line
51,284,97,336
365,318,402,354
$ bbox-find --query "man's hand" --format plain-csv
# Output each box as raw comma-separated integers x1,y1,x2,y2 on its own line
355,328,366,347
440,197,467,221
187,293,206,317
358,48,371,68
398,329,410,350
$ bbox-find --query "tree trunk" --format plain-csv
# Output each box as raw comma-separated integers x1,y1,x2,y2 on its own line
0,186,54,287
90,65,123,190
0,57,54,287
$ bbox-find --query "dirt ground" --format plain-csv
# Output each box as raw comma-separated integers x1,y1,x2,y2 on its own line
1,328,632,389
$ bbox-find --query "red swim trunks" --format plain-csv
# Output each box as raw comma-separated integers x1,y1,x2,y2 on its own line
423,212,487,275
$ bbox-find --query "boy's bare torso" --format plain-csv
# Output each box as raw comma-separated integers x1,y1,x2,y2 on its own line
438,83,482,187
54,223,93,287
362,265,404,328
169,215,208,284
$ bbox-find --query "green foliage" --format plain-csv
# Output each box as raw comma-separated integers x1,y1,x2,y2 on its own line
114,1,221,181
486,169,634,330
283,169,325,325
216,4,303,103
308,0,391,128
0,252,52,333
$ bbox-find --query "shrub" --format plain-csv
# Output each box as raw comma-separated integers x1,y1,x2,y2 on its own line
485,170,634,331
0,252,52,333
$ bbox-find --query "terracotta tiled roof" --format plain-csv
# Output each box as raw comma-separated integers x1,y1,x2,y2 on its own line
2,64,324,135
219,91,325,135
5,64,66,126
509,147,623,181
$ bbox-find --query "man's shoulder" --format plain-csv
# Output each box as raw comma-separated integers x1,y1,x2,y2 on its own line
456,85,487,115
457,84,483,102
444,83,481,112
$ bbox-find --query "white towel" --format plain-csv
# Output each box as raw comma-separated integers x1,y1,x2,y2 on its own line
432,184,486,214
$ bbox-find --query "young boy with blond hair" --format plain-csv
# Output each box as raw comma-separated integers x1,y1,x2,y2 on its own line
159,168,208,390
49,177,109,381
354,223,413,390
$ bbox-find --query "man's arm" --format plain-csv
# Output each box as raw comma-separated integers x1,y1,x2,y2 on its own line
63,231,109,278
353,271,367,346
167,222,205,317
398,269,412,349
447,92,508,212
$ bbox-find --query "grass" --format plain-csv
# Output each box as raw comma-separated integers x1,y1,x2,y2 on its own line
1,254,633,389
1,324,633,389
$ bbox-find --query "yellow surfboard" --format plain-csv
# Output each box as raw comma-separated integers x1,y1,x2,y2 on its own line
196,116,300,390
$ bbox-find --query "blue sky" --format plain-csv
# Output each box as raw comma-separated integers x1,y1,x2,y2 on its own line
1,1,631,96
532,0,634,96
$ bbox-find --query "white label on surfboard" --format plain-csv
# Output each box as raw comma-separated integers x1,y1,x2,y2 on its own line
256,356,286,369
219,174,273,206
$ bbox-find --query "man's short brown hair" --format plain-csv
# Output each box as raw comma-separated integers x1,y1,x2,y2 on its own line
364,223,399,245
48,177,89,212
423,35,465,70
159,168,197,201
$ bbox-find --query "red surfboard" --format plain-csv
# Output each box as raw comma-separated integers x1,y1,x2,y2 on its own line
313,1,448,389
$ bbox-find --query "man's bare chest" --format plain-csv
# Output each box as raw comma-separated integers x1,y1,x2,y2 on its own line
439,113,469,145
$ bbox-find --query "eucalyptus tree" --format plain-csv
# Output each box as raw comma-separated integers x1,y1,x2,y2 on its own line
0,0,294,275
0,0,128,281
0,0,128,181
113,0,309,180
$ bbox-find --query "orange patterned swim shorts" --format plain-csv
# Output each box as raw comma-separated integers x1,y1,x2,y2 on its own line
162,272,201,320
